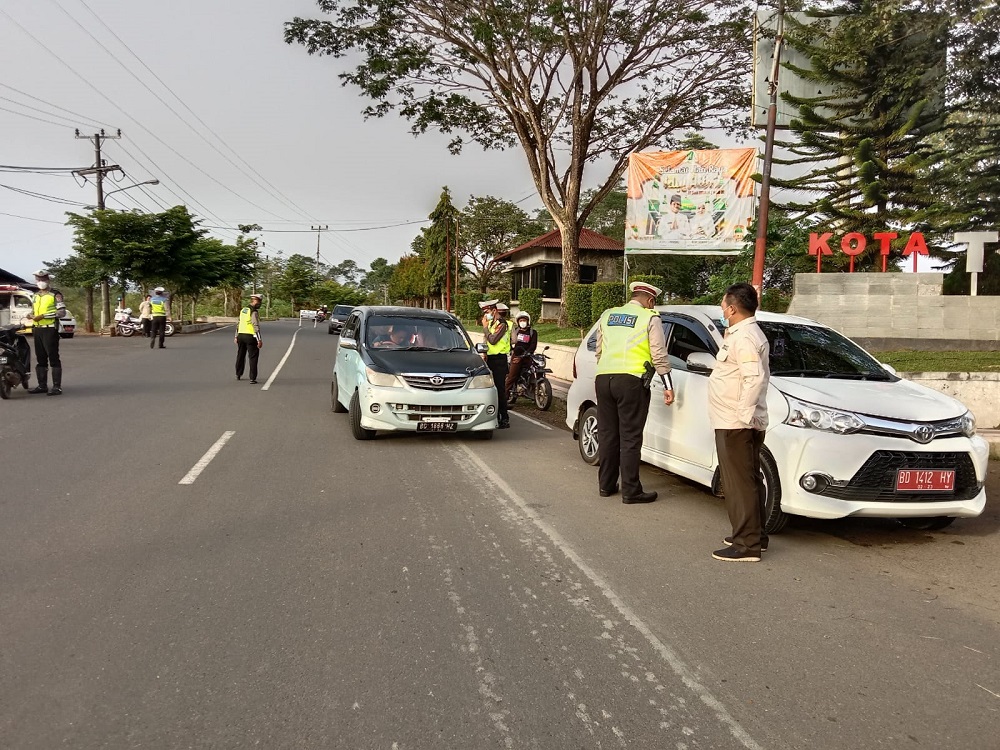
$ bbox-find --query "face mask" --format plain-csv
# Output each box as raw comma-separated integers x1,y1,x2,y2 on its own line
485,313,494,321
719,307,730,328
37,281,49,290
518,321,528,329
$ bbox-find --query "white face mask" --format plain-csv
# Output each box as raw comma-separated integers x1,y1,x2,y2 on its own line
518,321,528,329
37,281,49,290
485,312,494,321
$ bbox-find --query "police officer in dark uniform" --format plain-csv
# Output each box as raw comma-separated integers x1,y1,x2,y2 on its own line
27,269,66,396
235,293,263,383
595,281,674,503
479,299,511,429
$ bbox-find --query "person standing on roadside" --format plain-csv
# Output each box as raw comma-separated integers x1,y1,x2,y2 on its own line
708,282,771,563
479,299,510,429
138,294,153,338
149,286,169,349
27,269,65,396
235,293,263,383
595,281,673,504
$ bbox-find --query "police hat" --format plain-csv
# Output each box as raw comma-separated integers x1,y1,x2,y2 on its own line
478,299,499,309
154,286,165,294
33,269,51,279
496,302,509,311
250,293,263,300
629,280,663,299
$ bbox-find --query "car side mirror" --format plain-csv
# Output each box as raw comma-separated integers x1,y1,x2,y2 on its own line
340,338,358,350
686,352,716,375
475,342,488,355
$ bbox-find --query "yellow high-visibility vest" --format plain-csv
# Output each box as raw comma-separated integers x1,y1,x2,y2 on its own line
238,307,255,334
485,319,511,355
32,292,57,327
595,304,656,376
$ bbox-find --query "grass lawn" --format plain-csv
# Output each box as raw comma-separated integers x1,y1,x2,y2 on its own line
876,350,1000,373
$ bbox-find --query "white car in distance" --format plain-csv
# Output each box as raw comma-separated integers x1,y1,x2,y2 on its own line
566,306,988,533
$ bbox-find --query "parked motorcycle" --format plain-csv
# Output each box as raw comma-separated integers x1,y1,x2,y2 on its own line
115,309,175,338
0,324,32,399
506,346,553,410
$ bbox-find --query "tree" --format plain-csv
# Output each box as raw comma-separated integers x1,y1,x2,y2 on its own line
275,253,321,310
359,257,395,300
772,1,950,269
423,187,459,307
458,196,542,292
677,132,719,151
329,259,364,286
388,254,431,304
286,0,750,323
581,184,627,241
44,253,102,333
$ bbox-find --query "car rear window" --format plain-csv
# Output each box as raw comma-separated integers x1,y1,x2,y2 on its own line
334,305,354,315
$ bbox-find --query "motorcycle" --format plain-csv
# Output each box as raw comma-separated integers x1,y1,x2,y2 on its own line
115,309,175,338
506,346,553,411
0,324,32,399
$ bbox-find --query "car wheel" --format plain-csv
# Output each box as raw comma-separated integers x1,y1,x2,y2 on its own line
578,405,599,465
0,375,10,400
760,449,789,534
896,516,956,531
328,326,335,335
331,374,347,413
349,390,375,440
60,333,74,339
534,378,553,411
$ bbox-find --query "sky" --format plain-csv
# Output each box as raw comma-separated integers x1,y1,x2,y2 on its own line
0,0,551,282
0,0,942,284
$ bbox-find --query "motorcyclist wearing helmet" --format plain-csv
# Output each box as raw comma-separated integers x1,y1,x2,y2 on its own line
505,310,538,393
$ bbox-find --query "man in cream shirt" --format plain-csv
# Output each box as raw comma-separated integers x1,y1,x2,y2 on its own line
707,283,770,562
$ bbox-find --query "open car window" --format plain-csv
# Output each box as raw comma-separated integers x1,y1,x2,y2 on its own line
665,319,714,368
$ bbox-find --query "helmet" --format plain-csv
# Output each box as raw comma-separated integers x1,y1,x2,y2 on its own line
250,293,263,300
515,311,530,324
154,286,165,294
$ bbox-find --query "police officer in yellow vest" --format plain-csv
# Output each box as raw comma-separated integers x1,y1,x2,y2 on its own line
595,281,674,503
480,299,511,429
149,286,169,349
235,293,263,383
28,269,66,396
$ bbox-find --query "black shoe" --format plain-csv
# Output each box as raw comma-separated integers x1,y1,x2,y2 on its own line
622,491,657,504
28,385,49,394
159,345,165,349
149,339,154,349
598,485,619,497
236,376,241,381
498,420,510,429
47,387,62,396
712,546,761,562
724,536,768,552
249,379,257,384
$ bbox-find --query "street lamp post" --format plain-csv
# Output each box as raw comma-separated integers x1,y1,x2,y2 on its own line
103,179,160,200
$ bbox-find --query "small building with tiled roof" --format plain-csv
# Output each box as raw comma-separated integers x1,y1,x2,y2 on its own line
498,228,623,320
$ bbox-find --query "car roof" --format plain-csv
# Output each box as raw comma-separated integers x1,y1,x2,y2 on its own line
654,304,821,327
355,305,457,320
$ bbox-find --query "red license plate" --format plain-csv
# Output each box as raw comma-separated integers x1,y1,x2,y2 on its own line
896,469,955,492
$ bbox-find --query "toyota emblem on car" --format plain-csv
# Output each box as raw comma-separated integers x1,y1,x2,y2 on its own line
429,375,445,386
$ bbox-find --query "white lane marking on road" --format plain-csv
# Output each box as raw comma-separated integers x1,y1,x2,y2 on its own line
203,324,235,334
261,328,301,390
179,431,235,485
453,442,763,750
509,411,553,431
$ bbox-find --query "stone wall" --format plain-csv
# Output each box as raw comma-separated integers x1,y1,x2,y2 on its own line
786,273,1000,349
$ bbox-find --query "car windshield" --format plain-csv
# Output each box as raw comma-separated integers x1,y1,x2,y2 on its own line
365,315,470,351
333,305,353,315
755,321,895,381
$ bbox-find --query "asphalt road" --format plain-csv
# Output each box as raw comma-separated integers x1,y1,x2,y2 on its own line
2,320,997,749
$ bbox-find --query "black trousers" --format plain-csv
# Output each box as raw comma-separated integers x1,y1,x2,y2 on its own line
141,318,152,337
486,354,509,423
596,373,651,498
235,334,259,380
715,429,768,553
33,325,61,368
150,316,166,347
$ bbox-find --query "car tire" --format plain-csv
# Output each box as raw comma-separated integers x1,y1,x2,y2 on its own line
328,326,336,335
577,405,599,465
349,390,375,440
0,375,10,400
60,333,74,339
534,378,553,411
896,516,956,531
331,374,348,413
760,449,789,534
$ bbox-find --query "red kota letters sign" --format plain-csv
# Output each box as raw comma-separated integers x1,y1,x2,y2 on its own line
808,231,929,272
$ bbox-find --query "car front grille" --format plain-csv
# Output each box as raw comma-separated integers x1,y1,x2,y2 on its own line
816,450,981,503
388,403,479,422
401,374,468,391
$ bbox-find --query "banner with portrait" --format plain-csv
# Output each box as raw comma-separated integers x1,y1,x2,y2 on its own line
625,148,758,255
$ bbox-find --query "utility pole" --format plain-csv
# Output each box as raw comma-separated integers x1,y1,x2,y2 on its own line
751,0,785,296
445,219,451,312
74,128,122,333
311,225,329,268
454,216,460,310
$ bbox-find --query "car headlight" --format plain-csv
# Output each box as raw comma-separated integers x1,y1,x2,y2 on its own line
784,394,865,434
469,374,495,389
960,410,976,437
365,366,401,387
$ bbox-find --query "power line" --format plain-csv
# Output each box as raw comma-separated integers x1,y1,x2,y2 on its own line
0,104,82,130
0,183,92,207
71,0,319,224
200,219,431,233
0,164,84,171
0,210,66,224
0,94,105,131
0,81,114,129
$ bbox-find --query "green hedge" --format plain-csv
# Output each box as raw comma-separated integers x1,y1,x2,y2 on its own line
455,292,486,321
518,287,542,321
564,283,594,328
590,281,625,320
